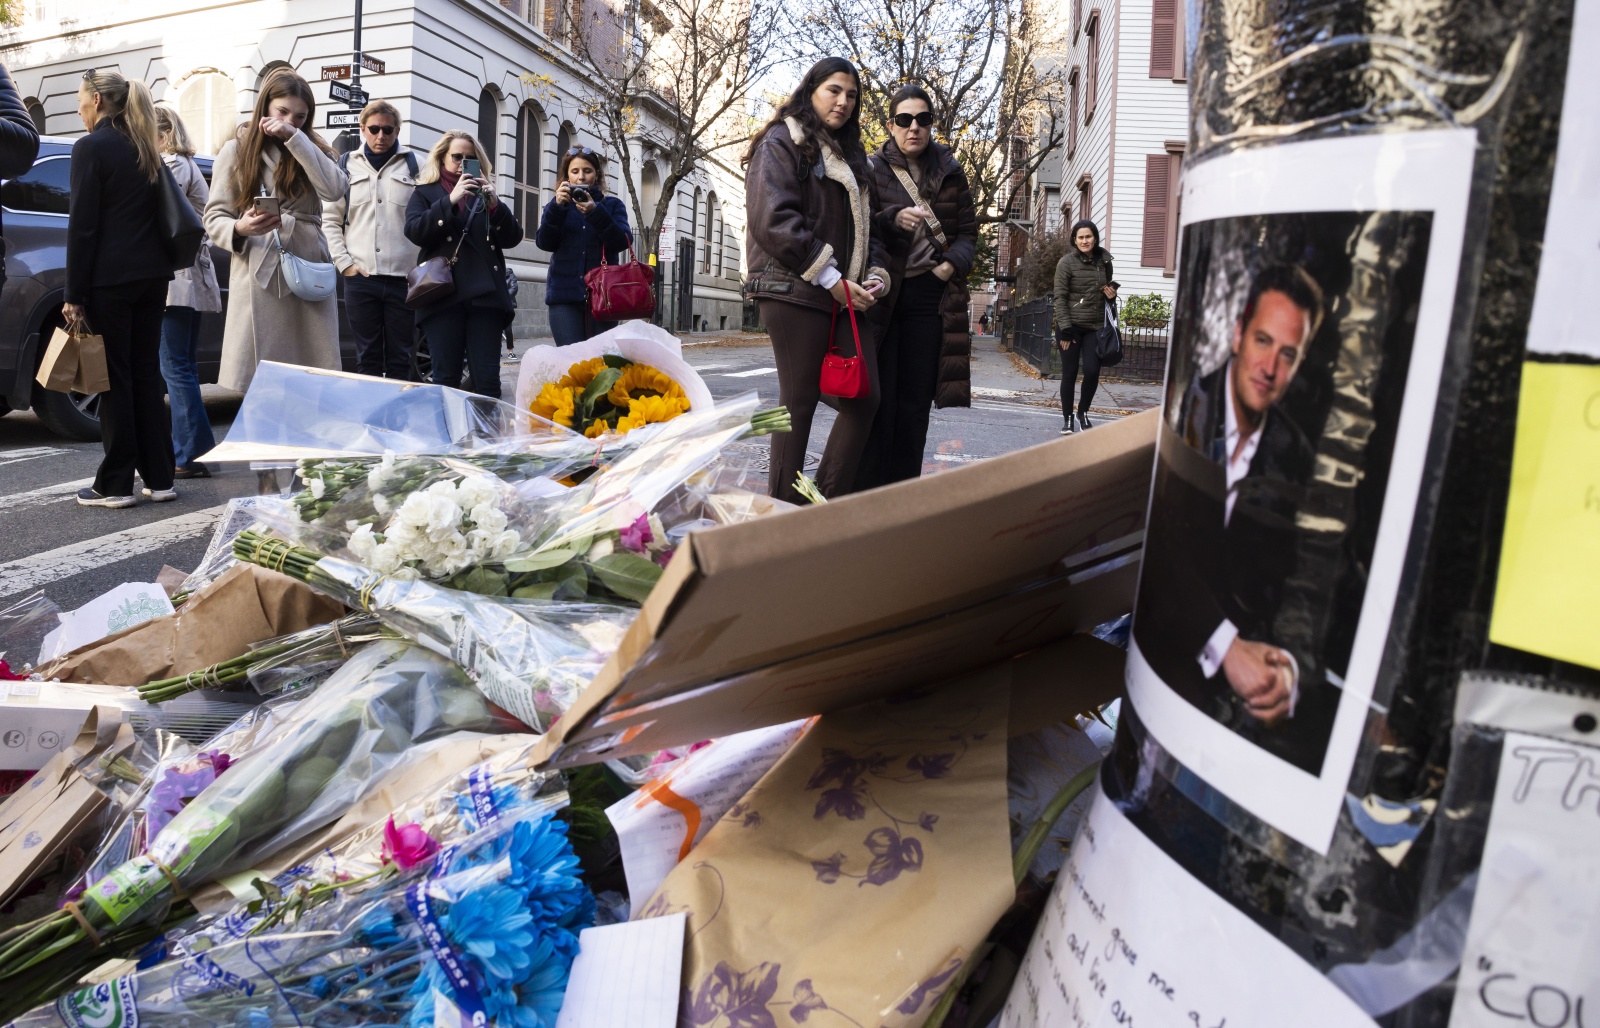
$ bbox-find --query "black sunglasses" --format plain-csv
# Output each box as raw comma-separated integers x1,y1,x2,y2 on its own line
364,124,396,136
892,112,934,128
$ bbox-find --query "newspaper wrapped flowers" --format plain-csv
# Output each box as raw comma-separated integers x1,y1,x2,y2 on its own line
530,355,692,439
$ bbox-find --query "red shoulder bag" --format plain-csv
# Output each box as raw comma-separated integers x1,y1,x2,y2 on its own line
820,300,870,399
584,247,657,322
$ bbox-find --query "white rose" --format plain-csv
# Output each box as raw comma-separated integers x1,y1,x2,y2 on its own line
469,503,509,535
491,529,523,558
587,537,614,561
456,476,499,510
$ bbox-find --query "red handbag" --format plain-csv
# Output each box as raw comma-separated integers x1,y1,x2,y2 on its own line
584,247,656,321
820,300,870,399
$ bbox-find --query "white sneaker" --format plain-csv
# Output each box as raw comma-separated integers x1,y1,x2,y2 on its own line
77,487,137,508
141,486,178,502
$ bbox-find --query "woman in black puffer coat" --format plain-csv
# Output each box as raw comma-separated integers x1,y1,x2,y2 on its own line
1052,218,1118,433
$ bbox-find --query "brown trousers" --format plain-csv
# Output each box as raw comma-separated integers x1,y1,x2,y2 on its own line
760,299,880,503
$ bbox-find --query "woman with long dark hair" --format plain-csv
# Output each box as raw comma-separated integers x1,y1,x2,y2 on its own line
203,69,346,394
744,57,890,502
857,84,979,488
535,144,632,344
1052,218,1118,432
65,70,176,507
404,131,523,397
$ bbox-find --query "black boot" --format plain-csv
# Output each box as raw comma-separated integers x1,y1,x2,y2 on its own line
1078,410,1093,431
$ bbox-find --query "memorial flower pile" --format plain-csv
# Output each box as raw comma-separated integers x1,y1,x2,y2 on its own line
529,355,691,439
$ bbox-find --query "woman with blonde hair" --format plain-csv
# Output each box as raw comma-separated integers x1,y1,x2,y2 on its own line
403,130,522,397
154,104,221,478
203,68,347,394
65,69,177,507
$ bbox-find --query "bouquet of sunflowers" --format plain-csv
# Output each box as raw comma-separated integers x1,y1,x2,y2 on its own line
530,355,691,439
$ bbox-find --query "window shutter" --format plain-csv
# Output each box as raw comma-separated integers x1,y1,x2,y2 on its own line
1141,153,1170,266
1150,0,1177,78
1067,71,1079,155
1073,0,1083,38
1085,16,1099,117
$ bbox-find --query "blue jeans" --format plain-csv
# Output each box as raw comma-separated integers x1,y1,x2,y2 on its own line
547,302,617,345
159,305,215,466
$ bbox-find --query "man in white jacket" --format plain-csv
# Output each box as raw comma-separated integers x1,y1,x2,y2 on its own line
325,99,420,379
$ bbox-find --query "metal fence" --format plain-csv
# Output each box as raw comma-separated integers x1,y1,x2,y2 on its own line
1003,296,1170,384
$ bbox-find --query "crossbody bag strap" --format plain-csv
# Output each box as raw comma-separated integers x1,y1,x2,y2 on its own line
889,164,947,248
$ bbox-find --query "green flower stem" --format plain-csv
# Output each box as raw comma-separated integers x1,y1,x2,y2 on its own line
920,761,1101,1028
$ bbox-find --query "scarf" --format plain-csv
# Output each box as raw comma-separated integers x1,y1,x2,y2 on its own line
365,144,397,171
440,167,476,217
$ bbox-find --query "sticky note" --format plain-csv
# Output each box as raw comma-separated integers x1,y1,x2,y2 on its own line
1489,361,1600,668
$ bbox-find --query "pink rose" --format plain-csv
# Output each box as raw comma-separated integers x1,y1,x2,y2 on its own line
619,513,653,553
382,817,441,870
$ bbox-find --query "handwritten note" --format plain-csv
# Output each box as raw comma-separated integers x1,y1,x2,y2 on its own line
606,719,810,916
1001,790,1375,1027
555,912,686,1028
1448,732,1600,1027
1489,362,1600,670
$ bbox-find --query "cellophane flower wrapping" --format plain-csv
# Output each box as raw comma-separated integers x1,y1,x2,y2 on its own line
19,808,596,1028
76,642,513,935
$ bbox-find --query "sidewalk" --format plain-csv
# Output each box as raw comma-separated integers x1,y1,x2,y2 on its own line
968,334,1164,416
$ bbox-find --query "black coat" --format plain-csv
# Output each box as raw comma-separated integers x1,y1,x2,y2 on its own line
1133,366,1339,774
1053,247,1117,331
0,63,40,288
66,120,173,304
533,190,631,306
404,183,523,325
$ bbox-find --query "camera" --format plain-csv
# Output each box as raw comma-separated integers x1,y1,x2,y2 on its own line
569,186,590,203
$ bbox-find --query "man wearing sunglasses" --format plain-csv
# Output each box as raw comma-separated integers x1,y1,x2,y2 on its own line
326,99,421,379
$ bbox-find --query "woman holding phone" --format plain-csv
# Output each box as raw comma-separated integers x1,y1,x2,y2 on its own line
204,69,347,394
404,131,522,397
534,145,632,345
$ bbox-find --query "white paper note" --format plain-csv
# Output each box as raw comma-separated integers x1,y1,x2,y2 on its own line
1448,732,1600,1027
37,582,172,665
1002,790,1376,1027
606,719,809,915
555,912,687,1028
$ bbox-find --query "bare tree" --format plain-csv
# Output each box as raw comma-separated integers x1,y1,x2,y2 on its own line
788,0,1066,226
551,0,785,255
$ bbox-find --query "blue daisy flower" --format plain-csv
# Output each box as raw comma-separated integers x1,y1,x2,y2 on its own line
446,883,537,983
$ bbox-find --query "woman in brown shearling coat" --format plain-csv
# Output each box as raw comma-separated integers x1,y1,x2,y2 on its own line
743,57,891,503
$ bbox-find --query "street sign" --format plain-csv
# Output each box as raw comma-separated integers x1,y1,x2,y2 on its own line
327,110,361,129
359,54,385,75
320,64,352,81
329,81,370,108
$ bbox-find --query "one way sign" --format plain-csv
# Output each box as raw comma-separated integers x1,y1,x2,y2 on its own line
329,80,369,108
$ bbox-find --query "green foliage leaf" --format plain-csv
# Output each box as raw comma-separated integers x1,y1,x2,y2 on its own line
512,582,561,600
449,566,511,596
589,552,664,603
579,368,624,419
503,548,580,572
601,354,634,370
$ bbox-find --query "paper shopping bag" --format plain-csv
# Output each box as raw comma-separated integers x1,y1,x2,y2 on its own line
33,324,79,392
70,326,109,395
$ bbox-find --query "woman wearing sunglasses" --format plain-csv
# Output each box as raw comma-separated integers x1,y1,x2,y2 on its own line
534,145,633,344
857,84,978,489
744,57,890,503
404,131,523,397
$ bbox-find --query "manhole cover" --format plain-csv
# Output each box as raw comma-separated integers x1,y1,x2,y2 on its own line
720,442,822,473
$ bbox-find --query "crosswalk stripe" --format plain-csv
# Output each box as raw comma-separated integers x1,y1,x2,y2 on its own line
0,477,95,514
0,446,74,468
721,368,777,378
0,503,228,600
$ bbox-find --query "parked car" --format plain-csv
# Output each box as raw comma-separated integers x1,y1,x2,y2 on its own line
0,137,360,441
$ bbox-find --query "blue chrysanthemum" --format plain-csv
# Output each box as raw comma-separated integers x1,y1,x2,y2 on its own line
446,883,537,982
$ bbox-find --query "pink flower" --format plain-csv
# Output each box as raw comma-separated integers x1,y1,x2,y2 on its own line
619,513,653,553
382,817,440,870
0,660,24,681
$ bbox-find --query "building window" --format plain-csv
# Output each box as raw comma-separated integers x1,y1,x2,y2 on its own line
23,98,44,134
556,123,573,167
1043,188,1062,234
176,71,238,156
1077,174,1092,223
476,89,499,167
542,0,568,42
702,192,717,272
690,186,701,266
1066,68,1079,157
514,102,543,235
1085,13,1100,120
1150,0,1187,80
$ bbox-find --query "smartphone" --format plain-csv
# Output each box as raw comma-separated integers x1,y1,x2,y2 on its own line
463,157,481,179
569,186,589,203
252,196,281,216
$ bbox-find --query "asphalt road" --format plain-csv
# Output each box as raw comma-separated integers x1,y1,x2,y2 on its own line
0,337,1103,621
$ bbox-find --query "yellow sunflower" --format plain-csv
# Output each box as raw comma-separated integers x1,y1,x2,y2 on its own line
615,392,691,433
583,420,611,440
529,382,577,427
557,357,610,390
606,363,687,408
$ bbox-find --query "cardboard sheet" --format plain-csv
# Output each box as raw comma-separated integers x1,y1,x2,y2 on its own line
534,411,1155,768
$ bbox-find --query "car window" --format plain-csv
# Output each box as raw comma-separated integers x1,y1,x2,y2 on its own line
2,156,71,215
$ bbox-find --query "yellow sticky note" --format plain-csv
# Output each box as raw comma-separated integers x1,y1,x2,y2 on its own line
1489,361,1600,668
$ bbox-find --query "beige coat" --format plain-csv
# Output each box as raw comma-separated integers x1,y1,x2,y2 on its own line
163,153,221,312
204,131,348,394
324,148,420,277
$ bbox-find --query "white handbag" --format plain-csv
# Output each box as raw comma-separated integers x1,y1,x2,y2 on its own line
273,229,338,302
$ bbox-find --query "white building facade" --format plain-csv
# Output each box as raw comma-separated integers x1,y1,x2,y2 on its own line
0,0,747,335
1040,0,1188,306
